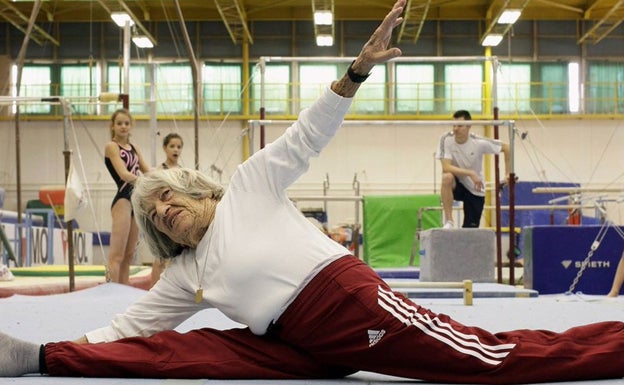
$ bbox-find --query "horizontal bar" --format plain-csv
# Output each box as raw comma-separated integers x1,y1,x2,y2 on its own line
260,56,498,63
289,195,363,202
250,119,515,127
389,279,473,306
291,196,603,211
389,281,468,289
419,204,598,212
533,187,623,194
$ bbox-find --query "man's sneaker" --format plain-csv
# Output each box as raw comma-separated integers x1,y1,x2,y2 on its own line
442,220,455,229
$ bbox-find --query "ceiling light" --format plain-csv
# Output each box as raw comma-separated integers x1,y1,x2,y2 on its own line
111,12,134,27
316,34,334,46
314,10,333,26
132,35,154,48
497,9,522,24
482,34,504,46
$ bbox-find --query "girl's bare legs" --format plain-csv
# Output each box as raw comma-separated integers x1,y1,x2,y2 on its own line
607,253,624,297
119,218,139,284
107,199,134,284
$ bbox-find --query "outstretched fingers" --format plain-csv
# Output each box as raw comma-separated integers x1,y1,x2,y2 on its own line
360,0,405,66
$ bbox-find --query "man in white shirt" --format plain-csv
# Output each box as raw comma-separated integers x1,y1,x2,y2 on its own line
436,110,510,229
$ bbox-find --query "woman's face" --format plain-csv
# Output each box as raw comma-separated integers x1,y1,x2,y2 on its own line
146,187,207,247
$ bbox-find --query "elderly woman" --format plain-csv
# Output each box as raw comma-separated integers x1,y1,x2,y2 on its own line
2,1,624,382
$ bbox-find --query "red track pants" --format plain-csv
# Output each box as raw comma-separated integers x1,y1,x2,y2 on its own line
45,256,624,383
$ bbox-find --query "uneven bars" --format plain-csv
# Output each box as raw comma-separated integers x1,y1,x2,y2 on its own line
290,196,362,202
259,56,498,64
533,187,623,194
0,95,124,106
290,196,594,212
249,119,515,127
418,204,599,213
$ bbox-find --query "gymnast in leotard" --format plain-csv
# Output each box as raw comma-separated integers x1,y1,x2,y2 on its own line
104,108,150,284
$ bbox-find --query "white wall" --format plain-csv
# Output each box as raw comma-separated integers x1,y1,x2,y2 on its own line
2,115,624,234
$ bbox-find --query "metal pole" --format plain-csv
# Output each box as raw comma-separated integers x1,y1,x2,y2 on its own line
61,100,75,292
0,227,17,266
63,150,75,292
173,0,200,169
123,21,130,96
352,173,360,258
13,0,43,261
150,61,157,167
259,59,266,149
493,106,503,284
508,121,517,285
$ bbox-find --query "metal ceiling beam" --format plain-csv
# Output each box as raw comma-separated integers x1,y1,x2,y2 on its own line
397,0,431,43
480,0,530,45
585,0,607,16
578,0,624,44
533,0,583,14
0,0,59,46
311,0,334,45
116,0,157,46
214,0,253,45
94,0,157,46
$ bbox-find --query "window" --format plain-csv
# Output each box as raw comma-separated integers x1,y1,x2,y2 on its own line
586,61,624,114
353,65,386,114
568,62,580,113
299,64,337,109
60,64,99,115
156,64,193,115
539,63,568,114
251,64,290,115
203,63,241,114
15,65,51,114
107,64,148,114
444,64,483,113
396,64,435,113
496,63,531,113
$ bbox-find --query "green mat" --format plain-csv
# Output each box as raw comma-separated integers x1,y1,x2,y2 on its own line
10,265,147,277
363,194,441,268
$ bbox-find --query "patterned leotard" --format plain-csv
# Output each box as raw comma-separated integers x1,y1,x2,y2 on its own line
105,143,141,209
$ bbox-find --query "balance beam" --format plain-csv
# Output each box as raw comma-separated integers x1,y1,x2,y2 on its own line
389,280,473,306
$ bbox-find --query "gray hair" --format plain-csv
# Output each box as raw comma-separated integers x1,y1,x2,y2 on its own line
131,168,225,259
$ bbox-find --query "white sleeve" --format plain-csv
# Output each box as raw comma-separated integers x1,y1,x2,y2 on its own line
435,133,452,160
479,138,502,155
85,273,211,343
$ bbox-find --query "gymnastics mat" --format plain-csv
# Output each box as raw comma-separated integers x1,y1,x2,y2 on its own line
2,284,624,384
10,264,147,277
0,265,151,298
363,194,441,268
375,267,420,279
387,280,538,299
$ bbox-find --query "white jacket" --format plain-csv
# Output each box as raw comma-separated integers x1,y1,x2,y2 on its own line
87,86,353,342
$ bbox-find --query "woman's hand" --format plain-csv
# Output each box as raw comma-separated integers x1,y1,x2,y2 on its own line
331,0,405,97
351,0,405,75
